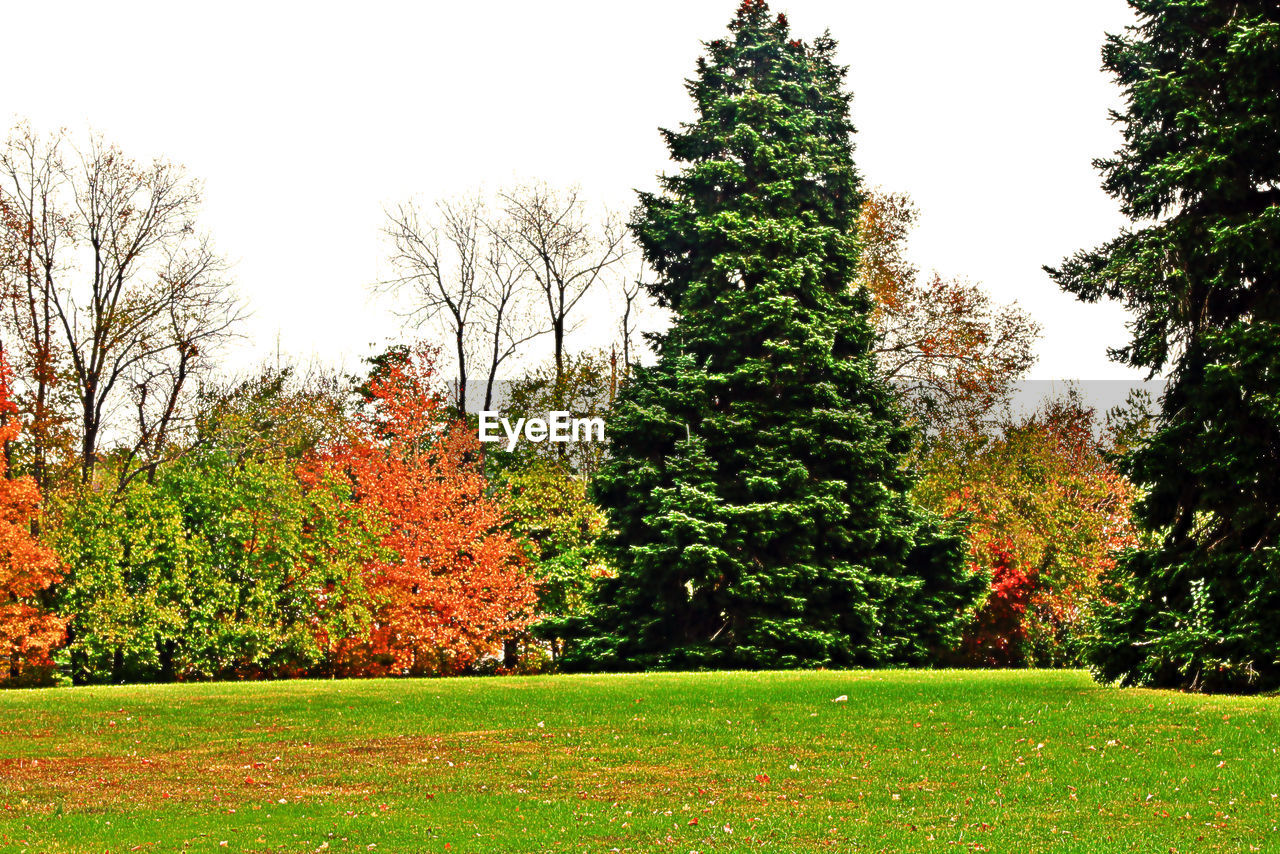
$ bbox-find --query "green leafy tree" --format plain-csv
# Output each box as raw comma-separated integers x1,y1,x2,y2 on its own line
566,1,981,670
52,371,379,683
500,458,607,663
486,353,617,667
52,480,191,683
1048,1,1280,692
497,350,620,476
165,450,377,679
194,366,353,465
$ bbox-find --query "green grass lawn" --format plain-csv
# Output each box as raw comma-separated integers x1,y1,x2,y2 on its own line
0,670,1275,853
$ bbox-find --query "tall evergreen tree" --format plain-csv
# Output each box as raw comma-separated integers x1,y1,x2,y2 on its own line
565,1,981,670
1049,1,1280,691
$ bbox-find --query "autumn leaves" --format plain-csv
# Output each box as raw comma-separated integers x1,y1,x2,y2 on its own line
320,348,535,676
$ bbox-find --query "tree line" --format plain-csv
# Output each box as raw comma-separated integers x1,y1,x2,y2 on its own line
0,117,1118,684
2,0,1274,693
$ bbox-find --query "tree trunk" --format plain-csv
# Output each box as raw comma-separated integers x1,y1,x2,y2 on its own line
158,639,177,682
553,317,565,390
456,329,468,415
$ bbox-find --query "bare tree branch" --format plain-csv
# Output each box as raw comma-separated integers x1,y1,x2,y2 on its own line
496,182,630,392
0,124,245,486
377,196,483,413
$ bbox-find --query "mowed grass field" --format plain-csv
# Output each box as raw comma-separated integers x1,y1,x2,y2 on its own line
0,671,1276,853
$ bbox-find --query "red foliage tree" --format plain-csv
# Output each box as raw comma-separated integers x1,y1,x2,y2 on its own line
323,346,535,676
0,353,65,685
958,536,1031,666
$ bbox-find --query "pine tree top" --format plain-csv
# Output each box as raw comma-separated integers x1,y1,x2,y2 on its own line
636,1,863,315
1099,0,1280,222
1048,0,1280,373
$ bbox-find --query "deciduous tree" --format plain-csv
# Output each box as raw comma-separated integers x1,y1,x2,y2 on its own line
498,457,608,664
857,191,1039,439
0,125,244,485
499,350,619,478
53,369,378,683
915,393,1138,666
325,346,535,676
0,356,64,685
378,194,548,413
497,183,629,391
0,128,77,491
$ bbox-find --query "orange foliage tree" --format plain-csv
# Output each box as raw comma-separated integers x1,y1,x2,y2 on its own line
857,191,1039,437
322,346,535,676
916,393,1138,666
0,354,65,685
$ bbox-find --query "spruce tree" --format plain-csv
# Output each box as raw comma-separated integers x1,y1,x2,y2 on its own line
1049,1,1280,691
565,1,981,670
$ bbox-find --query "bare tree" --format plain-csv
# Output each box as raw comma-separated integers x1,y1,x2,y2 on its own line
0,127,72,490
120,243,241,486
378,197,482,414
377,192,549,414
0,125,244,485
475,217,546,411
617,257,651,369
497,183,629,390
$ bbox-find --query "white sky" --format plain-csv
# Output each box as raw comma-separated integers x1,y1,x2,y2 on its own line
5,0,1143,382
